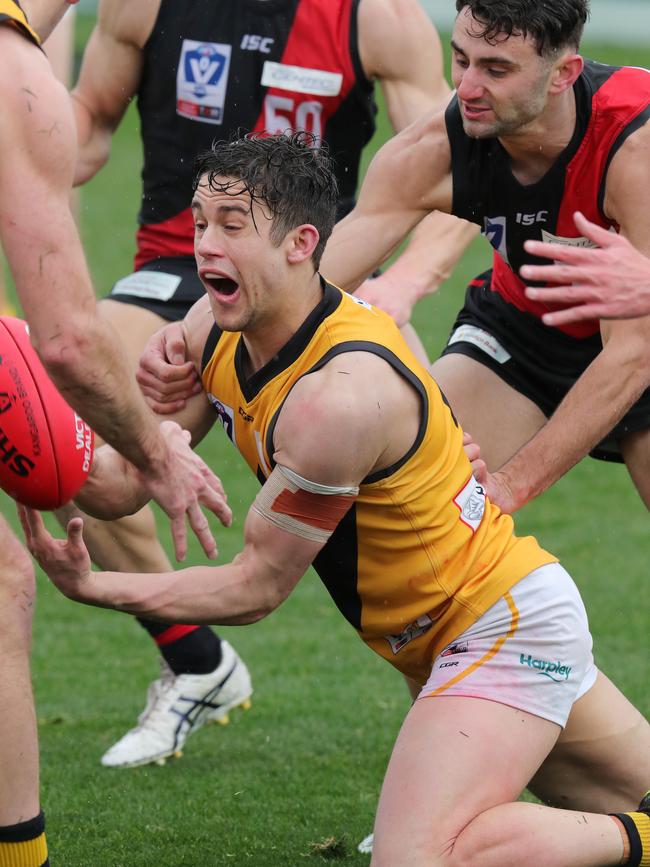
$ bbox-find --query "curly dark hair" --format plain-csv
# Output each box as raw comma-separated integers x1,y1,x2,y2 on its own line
455,0,589,55
192,132,338,270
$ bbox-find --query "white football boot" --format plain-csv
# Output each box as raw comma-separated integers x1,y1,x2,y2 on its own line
357,834,374,854
101,640,252,768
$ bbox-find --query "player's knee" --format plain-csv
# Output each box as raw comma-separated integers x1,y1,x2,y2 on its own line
371,829,460,867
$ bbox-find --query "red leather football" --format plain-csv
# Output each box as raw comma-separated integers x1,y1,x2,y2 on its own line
0,316,94,509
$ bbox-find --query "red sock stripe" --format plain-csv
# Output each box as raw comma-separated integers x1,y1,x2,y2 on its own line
154,624,201,647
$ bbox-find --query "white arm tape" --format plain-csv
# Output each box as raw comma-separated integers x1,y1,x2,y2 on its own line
251,464,359,543
277,464,360,497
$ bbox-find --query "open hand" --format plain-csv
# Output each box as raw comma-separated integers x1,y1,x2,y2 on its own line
354,274,418,327
521,212,650,325
139,421,232,562
462,432,517,514
19,506,96,603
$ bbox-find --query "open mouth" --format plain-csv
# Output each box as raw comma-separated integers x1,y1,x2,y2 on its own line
204,274,239,297
462,103,491,118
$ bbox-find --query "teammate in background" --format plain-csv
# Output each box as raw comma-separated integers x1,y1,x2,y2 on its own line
22,133,650,867
315,0,650,516
0,2,228,865
66,0,475,770
519,211,650,325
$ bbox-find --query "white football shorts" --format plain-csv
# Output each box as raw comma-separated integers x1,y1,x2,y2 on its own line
418,562,598,727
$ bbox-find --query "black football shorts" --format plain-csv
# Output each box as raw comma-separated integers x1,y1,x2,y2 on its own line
106,256,204,322
440,270,650,462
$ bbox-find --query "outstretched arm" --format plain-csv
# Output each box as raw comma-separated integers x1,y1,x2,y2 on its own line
520,212,650,325
349,0,477,324
72,300,231,535
320,111,454,291
23,352,410,622
490,125,650,512
0,44,226,559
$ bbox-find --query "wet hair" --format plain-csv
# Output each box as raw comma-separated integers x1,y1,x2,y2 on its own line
192,132,338,270
455,0,589,55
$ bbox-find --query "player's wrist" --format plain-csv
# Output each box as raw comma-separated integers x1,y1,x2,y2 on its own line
132,417,173,478
494,467,528,513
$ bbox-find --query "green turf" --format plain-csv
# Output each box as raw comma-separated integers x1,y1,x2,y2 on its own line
1,20,648,866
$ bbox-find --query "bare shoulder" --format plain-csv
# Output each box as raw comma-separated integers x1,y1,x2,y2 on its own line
604,121,650,250
0,23,49,92
273,351,421,485
97,0,160,47
0,27,73,165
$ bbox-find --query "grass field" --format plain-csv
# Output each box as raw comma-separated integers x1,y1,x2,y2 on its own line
1,18,649,866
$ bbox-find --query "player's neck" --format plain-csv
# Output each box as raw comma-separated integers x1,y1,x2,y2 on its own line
241,273,324,376
498,88,577,186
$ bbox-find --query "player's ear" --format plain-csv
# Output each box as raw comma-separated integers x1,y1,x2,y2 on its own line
549,52,583,95
286,224,320,265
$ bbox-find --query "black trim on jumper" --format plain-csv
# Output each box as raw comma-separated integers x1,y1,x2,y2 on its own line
597,104,650,219
264,340,430,484
313,503,362,630
234,278,342,402
201,325,224,374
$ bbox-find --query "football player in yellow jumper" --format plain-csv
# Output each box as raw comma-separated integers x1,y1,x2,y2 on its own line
23,134,650,867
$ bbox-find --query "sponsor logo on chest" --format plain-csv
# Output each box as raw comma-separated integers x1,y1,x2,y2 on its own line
261,61,343,96
540,230,599,248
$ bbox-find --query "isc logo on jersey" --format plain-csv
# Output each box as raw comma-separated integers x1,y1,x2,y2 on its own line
177,40,232,125
241,34,274,54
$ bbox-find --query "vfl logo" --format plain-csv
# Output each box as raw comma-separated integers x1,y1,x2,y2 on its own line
483,215,510,265
0,392,14,414
207,394,236,444
183,43,227,90
177,40,232,125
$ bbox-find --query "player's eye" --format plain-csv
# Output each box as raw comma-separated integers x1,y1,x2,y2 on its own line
488,68,508,77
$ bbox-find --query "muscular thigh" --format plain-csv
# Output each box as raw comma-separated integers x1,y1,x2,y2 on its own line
372,695,560,866
99,299,167,372
529,671,650,813
430,354,547,470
